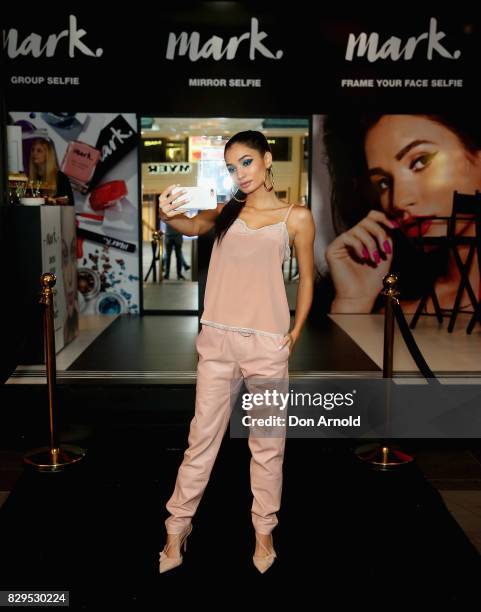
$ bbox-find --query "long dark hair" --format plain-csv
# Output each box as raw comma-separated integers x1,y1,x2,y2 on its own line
214,130,272,244
322,113,481,304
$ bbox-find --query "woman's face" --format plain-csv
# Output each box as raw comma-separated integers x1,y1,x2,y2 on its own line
365,115,481,237
224,143,271,194
31,142,47,166
61,211,77,317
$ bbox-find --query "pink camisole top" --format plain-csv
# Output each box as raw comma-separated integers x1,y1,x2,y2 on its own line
200,203,294,338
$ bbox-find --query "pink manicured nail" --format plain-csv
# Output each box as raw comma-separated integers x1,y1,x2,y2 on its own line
361,246,369,259
383,240,392,254
372,250,381,264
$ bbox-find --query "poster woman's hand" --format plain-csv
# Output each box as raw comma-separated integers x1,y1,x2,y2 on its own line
325,210,398,313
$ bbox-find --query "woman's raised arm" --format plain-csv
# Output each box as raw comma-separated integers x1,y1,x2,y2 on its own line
158,183,225,236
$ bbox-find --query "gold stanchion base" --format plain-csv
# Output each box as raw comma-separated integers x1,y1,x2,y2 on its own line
23,445,86,472
355,443,414,470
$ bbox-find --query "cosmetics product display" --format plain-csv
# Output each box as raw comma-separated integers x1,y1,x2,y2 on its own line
9,111,140,318
77,267,101,301
89,180,128,211
19,197,45,205
44,196,70,206
41,113,79,129
41,113,90,143
89,115,137,190
102,199,136,233
94,291,128,315
60,140,101,193
76,227,136,253
8,173,30,204
77,212,105,226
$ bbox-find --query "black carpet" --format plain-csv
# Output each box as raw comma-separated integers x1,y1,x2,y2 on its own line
1,420,480,608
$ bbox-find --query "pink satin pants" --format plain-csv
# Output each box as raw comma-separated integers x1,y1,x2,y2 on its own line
165,324,289,535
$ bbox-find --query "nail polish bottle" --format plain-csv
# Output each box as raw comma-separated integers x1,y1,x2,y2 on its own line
60,140,101,193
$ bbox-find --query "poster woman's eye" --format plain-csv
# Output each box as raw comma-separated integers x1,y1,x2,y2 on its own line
227,166,235,174
372,176,391,195
242,159,253,167
410,151,438,171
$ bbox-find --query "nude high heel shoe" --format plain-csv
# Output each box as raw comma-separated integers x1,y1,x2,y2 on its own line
159,524,193,574
253,532,277,574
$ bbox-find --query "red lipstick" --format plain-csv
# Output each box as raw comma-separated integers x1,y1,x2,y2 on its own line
401,216,435,238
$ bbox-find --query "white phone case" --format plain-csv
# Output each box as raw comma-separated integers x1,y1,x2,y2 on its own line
172,186,217,211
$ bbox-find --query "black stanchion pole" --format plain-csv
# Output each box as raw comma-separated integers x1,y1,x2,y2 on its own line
23,273,86,472
355,274,414,470
144,231,163,282
155,231,164,282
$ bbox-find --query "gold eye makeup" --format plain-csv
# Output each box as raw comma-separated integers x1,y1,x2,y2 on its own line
409,151,438,171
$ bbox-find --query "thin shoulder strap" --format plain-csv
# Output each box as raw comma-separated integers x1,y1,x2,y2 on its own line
283,203,294,223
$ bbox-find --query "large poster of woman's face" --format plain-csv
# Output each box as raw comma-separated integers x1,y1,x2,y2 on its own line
312,114,481,316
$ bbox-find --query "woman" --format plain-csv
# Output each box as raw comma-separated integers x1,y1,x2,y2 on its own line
29,138,75,205
322,114,481,314
158,130,315,574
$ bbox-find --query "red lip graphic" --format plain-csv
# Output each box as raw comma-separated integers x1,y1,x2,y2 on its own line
401,216,435,237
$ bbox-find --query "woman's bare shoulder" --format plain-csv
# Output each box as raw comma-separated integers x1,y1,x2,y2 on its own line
290,202,314,225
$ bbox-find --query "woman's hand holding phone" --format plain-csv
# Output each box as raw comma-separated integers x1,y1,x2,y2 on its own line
158,184,190,220
326,209,398,312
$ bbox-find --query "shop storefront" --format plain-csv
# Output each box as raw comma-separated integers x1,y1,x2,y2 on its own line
3,11,481,605
1,10,480,376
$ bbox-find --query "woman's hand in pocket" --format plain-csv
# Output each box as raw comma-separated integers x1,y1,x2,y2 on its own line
278,330,298,355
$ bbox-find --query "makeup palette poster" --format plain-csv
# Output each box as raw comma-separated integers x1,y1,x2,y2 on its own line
9,112,140,317
311,113,481,318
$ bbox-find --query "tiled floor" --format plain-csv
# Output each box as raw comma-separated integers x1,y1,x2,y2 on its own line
143,280,198,311
330,313,481,374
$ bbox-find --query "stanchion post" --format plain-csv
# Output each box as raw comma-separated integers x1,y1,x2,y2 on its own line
355,273,414,469
153,230,163,282
23,273,86,472
151,237,157,282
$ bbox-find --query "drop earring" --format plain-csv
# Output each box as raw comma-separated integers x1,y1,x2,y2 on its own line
264,167,274,192
230,185,247,202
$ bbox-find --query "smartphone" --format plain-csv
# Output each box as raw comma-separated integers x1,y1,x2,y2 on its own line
171,186,217,211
